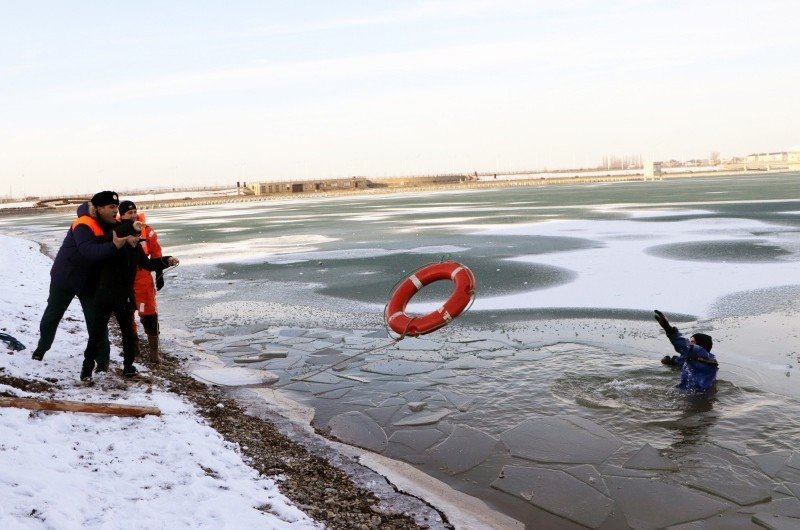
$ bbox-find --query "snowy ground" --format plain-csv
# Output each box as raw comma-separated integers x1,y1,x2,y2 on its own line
0,234,318,529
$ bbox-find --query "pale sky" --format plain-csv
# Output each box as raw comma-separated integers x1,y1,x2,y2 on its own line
2,0,799,197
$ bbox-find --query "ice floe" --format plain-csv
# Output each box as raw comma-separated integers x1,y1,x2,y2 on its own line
393,409,452,427
428,425,499,475
491,466,613,529
389,429,445,452
606,476,728,529
327,411,388,453
500,416,622,464
622,443,678,471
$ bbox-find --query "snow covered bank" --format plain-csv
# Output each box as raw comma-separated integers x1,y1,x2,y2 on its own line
0,234,318,529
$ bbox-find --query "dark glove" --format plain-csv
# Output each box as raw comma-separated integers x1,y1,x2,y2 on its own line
654,309,677,335
156,274,165,291
114,220,141,238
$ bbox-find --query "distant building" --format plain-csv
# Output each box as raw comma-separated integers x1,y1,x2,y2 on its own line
745,151,798,163
723,148,800,170
369,174,475,188
643,161,663,180
245,177,369,195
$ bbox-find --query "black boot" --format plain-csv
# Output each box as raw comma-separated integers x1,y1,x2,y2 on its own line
122,365,138,379
31,349,45,361
80,360,94,381
147,334,160,364
95,362,109,373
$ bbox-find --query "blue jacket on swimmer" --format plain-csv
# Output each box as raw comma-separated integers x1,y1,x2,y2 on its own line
654,310,718,393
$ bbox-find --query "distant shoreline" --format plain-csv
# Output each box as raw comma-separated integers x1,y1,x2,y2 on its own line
1,167,794,217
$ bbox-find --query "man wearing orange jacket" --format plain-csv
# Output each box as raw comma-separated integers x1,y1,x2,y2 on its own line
118,200,166,364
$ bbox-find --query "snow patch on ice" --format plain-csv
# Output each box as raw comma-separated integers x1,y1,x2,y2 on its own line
460,216,800,317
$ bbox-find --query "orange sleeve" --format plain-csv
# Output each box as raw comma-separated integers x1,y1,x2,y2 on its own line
148,226,163,259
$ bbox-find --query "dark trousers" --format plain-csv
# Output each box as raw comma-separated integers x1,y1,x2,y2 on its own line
36,282,110,363
86,303,138,369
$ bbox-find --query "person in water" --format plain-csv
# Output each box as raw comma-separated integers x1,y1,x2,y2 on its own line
655,310,718,392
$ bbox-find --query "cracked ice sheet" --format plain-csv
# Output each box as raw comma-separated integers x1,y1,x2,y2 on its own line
389,429,445,452
393,409,452,426
428,425,499,474
750,513,800,530
394,337,443,351
442,356,494,370
606,476,728,529
491,466,613,529
456,217,800,318
360,360,441,376
327,411,387,453
500,415,621,464
390,350,446,362
622,443,678,471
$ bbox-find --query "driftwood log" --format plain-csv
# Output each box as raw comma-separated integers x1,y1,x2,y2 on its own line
0,396,161,417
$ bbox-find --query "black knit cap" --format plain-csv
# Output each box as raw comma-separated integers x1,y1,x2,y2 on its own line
118,200,137,216
692,333,713,352
91,191,119,207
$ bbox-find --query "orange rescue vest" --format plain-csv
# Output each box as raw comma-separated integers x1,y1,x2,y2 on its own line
71,216,105,237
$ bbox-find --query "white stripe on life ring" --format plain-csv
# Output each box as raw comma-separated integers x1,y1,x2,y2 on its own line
442,310,452,322
388,311,405,323
450,266,463,281
409,274,422,290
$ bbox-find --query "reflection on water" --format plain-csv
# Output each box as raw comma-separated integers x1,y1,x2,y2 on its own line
659,393,718,452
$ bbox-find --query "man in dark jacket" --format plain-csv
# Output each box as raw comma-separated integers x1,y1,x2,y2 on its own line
82,219,178,380
36,201,114,365
655,310,718,393
31,191,135,363
119,200,166,364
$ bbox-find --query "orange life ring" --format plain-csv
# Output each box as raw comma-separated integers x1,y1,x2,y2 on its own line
385,262,476,337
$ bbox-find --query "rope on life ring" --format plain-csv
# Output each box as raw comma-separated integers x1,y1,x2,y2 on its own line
384,261,476,338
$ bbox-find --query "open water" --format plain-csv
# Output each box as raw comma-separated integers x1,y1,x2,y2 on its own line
4,173,800,528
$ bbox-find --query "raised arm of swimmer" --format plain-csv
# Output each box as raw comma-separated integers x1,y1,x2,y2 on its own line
654,309,718,393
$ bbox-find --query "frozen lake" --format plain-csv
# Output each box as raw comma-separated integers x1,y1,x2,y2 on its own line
4,173,800,528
